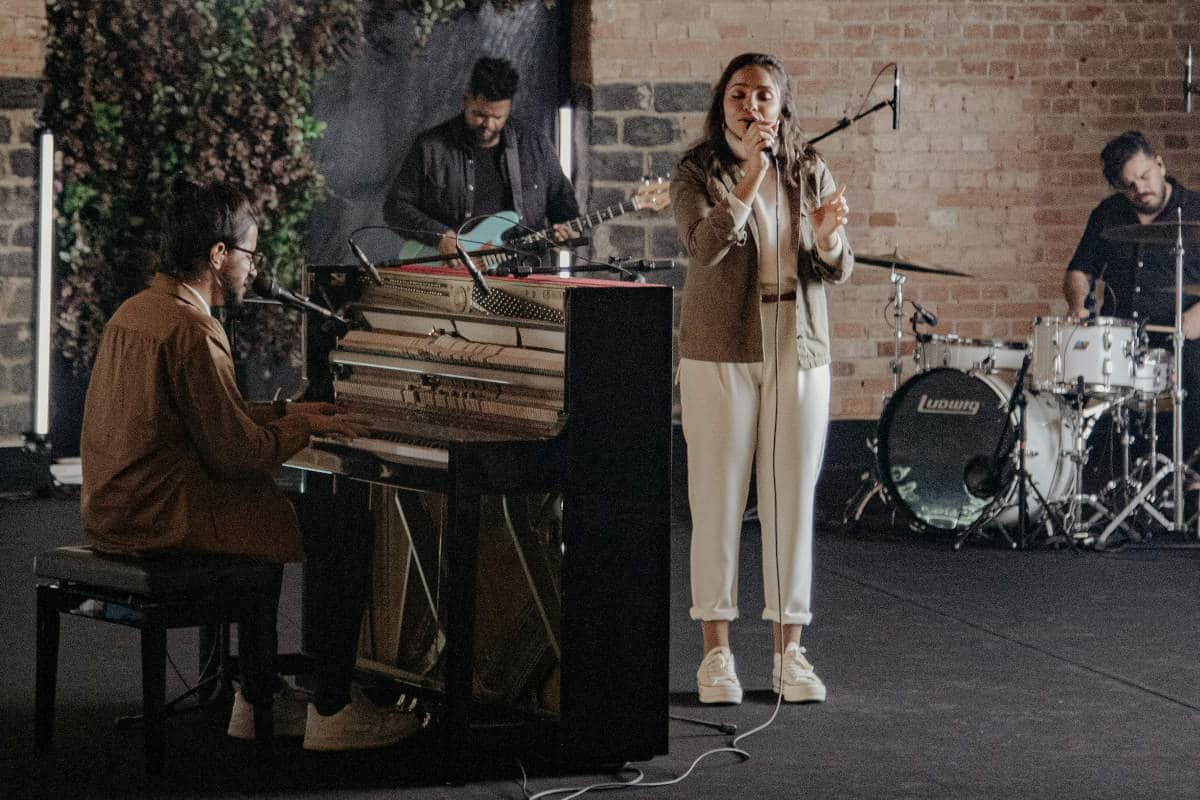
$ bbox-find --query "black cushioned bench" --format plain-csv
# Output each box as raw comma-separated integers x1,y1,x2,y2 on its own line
34,545,282,774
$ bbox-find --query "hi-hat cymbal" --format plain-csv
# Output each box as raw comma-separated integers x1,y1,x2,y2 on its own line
1101,221,1200,246
855,253,972,277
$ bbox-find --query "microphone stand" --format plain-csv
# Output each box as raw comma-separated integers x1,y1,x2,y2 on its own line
954,355,1066,550
807,97,895,145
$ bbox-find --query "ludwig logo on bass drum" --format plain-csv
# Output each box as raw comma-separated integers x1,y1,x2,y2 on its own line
916,394,980,416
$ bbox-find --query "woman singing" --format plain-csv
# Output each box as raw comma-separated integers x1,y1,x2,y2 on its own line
673,52,852,704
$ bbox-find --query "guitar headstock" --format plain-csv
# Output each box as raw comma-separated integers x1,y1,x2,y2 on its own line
631,176,671,212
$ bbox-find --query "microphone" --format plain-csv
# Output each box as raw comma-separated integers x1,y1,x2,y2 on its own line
454,245,491,297
1186,45,1193,113
252,274,347,324
892,63,900,130
348,238,384,286
1083,277,1096,318
911,300,936,327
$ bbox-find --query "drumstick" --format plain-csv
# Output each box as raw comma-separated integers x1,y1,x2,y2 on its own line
1143,324,1176,334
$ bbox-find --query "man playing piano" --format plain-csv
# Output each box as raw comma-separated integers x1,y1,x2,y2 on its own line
81,180,420,750
384,56,579,263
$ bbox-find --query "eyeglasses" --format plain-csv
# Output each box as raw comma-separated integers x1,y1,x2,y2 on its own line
228,245,265,270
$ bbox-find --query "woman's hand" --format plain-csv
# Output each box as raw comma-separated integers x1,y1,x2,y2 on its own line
740,117,778,176
810,184,848,250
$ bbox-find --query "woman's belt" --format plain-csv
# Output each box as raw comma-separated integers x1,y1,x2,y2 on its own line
760,290,797,303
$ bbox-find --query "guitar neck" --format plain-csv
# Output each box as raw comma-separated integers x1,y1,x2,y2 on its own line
523,200,640,242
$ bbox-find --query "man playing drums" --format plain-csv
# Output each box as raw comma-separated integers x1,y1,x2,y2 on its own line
1063,131,1200,467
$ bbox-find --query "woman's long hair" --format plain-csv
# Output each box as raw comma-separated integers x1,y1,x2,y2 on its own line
692,52,817,188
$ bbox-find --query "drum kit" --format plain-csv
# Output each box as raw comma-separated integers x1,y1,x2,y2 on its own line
846,214,1200,550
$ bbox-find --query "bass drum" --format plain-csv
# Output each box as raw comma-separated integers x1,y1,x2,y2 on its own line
877,368,1075,533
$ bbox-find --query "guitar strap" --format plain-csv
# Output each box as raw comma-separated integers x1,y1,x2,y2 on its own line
503,135,525,227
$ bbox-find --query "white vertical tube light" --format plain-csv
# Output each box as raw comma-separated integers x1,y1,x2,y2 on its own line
556,105,574,274
33,131,54,438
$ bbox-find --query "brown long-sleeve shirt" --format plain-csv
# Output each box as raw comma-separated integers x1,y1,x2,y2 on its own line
81,274,312,563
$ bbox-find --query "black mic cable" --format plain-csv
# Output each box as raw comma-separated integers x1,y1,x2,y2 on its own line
1186,45,1193,113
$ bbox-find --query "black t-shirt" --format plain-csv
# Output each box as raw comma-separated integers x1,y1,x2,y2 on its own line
469,143,511,219
1067,178,1200,326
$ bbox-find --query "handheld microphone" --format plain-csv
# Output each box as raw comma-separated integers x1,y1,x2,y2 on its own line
252,274,347,324
911,300,936,327
892,63,900,130
1186,45,1193,113
454,245,491,297
348,238,384,286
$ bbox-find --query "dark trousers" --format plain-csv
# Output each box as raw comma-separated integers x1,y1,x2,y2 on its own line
298,476,375,714
237,565,283,706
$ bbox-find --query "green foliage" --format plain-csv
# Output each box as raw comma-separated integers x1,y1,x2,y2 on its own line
44,0,364,372
368,0,552,48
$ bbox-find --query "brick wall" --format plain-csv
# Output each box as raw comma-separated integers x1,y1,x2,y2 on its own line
578,0,1200,420
0,0,42,443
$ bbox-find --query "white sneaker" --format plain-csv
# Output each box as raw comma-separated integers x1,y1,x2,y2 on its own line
697,646,743,704
302,699,421,751
226,686,309,739
772,643,827,703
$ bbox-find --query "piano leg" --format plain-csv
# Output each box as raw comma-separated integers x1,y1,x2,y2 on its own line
441,486,481,784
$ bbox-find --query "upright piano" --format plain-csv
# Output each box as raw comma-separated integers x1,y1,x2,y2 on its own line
285,264,673,777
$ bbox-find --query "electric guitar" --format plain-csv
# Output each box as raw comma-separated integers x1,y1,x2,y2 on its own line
393,177,672,269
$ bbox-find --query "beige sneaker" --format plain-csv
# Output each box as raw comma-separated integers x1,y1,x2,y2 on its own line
226,685,309,739
697,646,743,704
302,698,421,751
772,643,827,703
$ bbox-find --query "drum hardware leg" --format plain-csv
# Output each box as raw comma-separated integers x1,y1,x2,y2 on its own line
1052,391,1115,543
841,436,895,529
1097,462,1175,549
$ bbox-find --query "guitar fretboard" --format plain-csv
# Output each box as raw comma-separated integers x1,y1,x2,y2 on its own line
517,199,641,243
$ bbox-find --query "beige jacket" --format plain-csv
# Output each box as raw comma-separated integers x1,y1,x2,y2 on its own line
672,143,853,367
81,274,312,563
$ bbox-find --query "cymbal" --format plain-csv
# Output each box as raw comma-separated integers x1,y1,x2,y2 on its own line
1101,221,1200,246
1153,284,1200,298
855,253,972,277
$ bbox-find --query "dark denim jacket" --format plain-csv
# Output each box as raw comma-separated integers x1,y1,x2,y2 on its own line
384,115,579,247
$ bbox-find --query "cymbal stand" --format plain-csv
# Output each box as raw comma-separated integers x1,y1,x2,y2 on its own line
1099,209,1192,544
842,266,906,526
1099,405,1174,547
889,266,907,392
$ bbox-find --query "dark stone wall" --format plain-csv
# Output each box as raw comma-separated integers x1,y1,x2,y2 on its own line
0,77,41,442
307,2,572,266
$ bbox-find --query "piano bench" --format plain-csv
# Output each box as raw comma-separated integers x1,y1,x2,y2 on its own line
33,545,285,775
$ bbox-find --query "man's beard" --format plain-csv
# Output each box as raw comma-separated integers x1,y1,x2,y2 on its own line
1131,190,1166,215
473,128,500,147
222,282,245,308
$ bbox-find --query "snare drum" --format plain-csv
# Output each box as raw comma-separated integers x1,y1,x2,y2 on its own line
1031,316,1138,396
919,334,1028,373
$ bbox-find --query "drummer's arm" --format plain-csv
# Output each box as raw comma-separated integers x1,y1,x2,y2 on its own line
1063,269,1099,317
